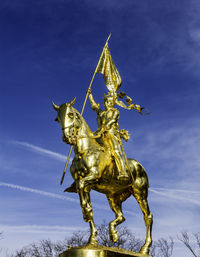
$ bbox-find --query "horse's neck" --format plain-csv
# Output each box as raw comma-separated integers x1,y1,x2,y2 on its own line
74,109,96,153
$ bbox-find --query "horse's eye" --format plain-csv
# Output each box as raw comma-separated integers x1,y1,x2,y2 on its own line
55,117,58,122
68,112,74,118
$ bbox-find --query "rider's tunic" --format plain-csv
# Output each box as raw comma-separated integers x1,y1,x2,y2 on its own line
88,93,126,176
97,108,125,174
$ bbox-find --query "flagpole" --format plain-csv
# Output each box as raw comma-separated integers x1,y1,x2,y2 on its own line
80,33,111,115
60,34,111,185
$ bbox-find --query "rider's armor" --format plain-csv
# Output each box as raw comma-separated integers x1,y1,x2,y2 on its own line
88,92,128,179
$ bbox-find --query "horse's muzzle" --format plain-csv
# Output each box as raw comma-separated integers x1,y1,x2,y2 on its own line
62,134,69,143
62,129,69,143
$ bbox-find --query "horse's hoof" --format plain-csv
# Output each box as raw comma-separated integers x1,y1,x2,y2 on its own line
88,238,98,245
139,246,149,255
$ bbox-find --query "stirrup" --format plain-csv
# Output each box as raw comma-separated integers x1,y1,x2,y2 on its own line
117,173,129,180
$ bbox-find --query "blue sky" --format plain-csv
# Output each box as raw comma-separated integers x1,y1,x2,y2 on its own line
0,0,200,256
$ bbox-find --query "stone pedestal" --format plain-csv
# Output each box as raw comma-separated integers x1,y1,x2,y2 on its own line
59,245,151,257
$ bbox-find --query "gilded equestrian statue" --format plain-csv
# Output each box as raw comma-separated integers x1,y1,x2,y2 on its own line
52,98,153,255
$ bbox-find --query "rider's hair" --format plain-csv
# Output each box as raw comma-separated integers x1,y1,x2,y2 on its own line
103,92,117,106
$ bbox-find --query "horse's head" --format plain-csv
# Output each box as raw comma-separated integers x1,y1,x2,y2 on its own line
52,97,80,145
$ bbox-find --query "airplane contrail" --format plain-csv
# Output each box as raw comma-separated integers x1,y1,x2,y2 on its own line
0,182,78,203
149,188,200,206
12,140,67,162
1,182,200,210
0,182,109,211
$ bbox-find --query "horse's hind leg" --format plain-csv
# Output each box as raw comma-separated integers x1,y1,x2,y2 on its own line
132,188,153,255
107,192,131,242
78,189,97,245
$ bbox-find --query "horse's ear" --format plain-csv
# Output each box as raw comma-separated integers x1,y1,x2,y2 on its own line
52,101,59,111
69,97,76,106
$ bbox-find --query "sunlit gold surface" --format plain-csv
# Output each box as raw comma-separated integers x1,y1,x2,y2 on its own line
53,100,153,255
59,245,152,257
88,89,129,179
53,38,153,255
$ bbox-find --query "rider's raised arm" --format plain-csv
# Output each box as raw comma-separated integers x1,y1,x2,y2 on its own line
116,99,143,114
88,88,101,114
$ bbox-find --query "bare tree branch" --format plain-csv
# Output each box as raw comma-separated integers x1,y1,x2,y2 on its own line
66,231,88,247
193,233,200,254
150,237,174,257
178,231,198,257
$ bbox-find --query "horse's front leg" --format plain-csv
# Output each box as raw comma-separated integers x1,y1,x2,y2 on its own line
106,192,131,243
79,166,100,192
79,151,104,191
78,187,98,245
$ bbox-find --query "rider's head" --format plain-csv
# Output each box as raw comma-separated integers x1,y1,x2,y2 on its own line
104,94,115,109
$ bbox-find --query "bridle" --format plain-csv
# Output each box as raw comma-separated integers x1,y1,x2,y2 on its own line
61,110,105,142
61,111,78,144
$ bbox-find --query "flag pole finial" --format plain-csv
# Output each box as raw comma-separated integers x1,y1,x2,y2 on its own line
106,33,111,43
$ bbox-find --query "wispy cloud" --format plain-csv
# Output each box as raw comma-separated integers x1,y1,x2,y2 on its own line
128,119,200,188
1,181,200,216
0,182,109,211
150,188,200,206
0,224,86,234
152,187,200,195
11,140,66,162
0,182,78,203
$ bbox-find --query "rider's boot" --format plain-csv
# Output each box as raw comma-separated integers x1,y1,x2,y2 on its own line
115,151,129,180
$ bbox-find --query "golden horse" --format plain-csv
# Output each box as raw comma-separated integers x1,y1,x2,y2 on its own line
52,99,153,255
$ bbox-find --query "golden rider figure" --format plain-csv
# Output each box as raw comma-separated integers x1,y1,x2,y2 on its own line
88,88,129,179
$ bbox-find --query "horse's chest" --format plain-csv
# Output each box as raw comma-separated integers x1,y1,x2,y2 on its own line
70,158,88,179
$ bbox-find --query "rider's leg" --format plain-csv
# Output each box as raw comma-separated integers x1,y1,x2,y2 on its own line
112,139,128,179
115,149,129,178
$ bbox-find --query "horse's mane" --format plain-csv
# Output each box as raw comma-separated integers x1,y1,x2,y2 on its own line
71,106,104,148
72,106,93,135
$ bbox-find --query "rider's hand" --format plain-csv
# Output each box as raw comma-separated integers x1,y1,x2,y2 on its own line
135,104,142,113
87,88,92,95
105,125,110,130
